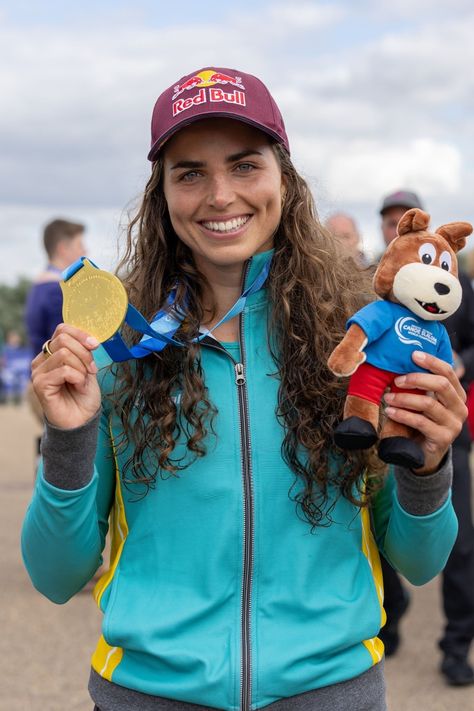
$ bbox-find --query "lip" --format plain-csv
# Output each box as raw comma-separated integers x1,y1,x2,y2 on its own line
197,214,253,239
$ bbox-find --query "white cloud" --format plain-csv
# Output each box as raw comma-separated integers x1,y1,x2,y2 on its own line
1,3,474,283
325,138,462,202
269,2,347,30
0,204,123,284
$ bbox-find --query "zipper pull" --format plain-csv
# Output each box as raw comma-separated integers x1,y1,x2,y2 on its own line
235,362,246,385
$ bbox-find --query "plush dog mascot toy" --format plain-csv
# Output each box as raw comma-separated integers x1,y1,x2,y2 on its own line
328,208,472,469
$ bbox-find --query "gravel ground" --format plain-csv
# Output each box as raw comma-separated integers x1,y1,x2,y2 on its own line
1,403,472,711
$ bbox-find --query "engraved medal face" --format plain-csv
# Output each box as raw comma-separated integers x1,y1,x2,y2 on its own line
60,259,128,342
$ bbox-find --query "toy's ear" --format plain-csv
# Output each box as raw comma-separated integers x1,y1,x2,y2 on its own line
397,208,430,236
435,222,473,253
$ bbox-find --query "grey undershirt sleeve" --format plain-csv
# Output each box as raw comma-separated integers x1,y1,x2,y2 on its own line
393,449,453,516
41,409,101,490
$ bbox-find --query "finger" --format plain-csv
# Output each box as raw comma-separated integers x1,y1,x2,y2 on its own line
51,322,100,351
33,364,90,396
384,406,462,448
384,389,467,426
384,391,449,424
411,351,466,402
47,332,98,375
393,372,465,408
40,346,95,379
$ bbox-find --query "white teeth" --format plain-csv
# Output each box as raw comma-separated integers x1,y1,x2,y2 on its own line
202,216,249,233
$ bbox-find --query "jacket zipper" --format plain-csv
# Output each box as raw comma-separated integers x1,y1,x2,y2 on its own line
237,305,253,711
200,262,254,711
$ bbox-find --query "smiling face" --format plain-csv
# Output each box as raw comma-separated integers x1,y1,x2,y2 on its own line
162,118,285,274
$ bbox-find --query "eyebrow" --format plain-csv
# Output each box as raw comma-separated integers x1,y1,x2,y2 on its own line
170,149,263,171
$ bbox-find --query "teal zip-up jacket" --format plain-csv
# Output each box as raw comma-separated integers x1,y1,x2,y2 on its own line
22,251,457,710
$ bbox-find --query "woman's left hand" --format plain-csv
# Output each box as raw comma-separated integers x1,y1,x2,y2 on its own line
383,351,468,475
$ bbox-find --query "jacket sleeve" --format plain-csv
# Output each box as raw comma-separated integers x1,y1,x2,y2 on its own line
20,406,116,604
371,454,458,585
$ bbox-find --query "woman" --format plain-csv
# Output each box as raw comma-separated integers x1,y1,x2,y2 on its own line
22,67,466,711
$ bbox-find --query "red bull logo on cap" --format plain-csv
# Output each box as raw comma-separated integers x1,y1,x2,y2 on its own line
172,69,246,117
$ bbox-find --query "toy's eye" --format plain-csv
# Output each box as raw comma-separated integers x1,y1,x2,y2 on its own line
439,250,452,271
418,242,436,265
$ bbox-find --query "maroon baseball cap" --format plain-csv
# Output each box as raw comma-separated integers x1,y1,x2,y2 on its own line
147,66,290,161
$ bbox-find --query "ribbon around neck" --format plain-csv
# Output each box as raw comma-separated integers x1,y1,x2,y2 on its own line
63,256,272,362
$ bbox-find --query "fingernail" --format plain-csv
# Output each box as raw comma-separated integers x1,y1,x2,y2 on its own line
385,407,395,416
413,351,425,362
394,376,406,386
89,361,98,374
384,393,394,402
86,336,100,348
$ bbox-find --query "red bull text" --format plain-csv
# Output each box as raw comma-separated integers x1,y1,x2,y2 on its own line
172,88,246,117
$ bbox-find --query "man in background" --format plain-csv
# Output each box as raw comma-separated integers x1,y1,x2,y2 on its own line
25,219,86,357
378,189,474,686
24,219,86,431
380,189,424,246
325,212,368,267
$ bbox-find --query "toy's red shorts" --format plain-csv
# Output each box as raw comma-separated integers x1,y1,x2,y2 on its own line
348,362,419,405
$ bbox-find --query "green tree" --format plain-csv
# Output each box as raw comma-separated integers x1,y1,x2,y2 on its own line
0,278,32,347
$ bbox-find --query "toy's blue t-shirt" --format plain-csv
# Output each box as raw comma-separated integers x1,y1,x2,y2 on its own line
347,301,453,374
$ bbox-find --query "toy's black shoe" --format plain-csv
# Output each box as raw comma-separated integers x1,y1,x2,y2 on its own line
334,417,378,450
440,654,474,686
378,437,424,469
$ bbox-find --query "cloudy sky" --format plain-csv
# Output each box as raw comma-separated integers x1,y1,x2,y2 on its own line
1,0,473,283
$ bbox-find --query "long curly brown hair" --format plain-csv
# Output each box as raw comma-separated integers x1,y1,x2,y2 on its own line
110,141,383,525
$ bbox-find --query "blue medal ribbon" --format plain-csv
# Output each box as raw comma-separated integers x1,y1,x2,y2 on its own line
62,256,272,362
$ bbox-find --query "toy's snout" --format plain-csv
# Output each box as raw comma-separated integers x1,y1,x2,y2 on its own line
393,263,462,321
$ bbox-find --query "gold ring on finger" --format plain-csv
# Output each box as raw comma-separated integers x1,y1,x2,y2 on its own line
41,339,54,358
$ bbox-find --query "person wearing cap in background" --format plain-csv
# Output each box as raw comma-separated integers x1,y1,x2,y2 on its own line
380,190,424,247
377,190,474,686
375,190,425,660
21,68,466,711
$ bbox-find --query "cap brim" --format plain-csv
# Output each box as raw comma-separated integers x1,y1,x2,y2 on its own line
147,112,288,161
380,201,420,215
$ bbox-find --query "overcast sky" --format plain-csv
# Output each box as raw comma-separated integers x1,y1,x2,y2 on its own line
1,0,473,283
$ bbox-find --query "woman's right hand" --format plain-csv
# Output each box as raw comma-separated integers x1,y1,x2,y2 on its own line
31,323,102,429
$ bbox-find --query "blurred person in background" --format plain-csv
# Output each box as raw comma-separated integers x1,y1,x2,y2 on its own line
325,213,369,268
376,190,425,657
25,218,87,359
467,248,474,290
0,330,31,404
24,219,87,447
441,267,474,685
378,189,474,686
380,190,424,248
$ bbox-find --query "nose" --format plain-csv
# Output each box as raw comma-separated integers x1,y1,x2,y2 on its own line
434,282,450,295
206,174,235,209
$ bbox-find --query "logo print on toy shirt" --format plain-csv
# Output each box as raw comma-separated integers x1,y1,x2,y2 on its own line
394,316,437,349
172,69,246,116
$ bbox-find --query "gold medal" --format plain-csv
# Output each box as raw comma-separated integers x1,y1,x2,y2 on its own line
60,258,128,342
